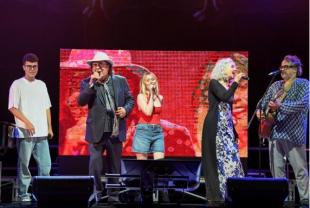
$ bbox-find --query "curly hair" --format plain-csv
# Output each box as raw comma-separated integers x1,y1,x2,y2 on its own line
283,55,303,77
139,72,159,97
211,58,235,81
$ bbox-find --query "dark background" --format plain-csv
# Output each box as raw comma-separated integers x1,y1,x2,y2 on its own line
0,0,308,176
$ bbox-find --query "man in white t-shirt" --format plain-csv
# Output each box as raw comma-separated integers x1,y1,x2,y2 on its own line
8,53,53,202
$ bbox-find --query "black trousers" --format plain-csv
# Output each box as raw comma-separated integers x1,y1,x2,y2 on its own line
88,132,123,195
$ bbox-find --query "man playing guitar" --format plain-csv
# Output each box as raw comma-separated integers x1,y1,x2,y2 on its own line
256,55,309,207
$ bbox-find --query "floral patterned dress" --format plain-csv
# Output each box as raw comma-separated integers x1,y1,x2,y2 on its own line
216,101,244,198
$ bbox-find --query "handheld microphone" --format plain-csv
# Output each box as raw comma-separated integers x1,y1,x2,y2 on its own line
241,76,249,80
151,84,156,92
89,71,101,88
268,70,280,76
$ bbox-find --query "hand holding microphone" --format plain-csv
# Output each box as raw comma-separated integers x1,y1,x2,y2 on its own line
234,73,248,83
241,76,249,80
148,84,156,92
89,71,101,88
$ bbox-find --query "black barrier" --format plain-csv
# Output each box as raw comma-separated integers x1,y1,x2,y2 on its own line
112,159,203,204
32,176,95,207
0,121,16,148
226,177,289,208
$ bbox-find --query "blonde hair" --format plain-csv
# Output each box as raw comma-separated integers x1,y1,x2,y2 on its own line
139,72,159,97
211,58,235,81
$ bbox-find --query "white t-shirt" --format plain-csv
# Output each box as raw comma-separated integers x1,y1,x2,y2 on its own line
8,77,52,138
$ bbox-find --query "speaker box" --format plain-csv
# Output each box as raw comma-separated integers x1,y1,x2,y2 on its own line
226,177,289,208
32,176,95,207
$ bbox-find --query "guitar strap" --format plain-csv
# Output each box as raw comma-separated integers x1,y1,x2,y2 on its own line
268,78,295,119
278,77,296,103
260,79,296,139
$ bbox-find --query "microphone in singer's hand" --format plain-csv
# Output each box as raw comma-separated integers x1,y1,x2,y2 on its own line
241,76,249,80
89,71,101,88
268,70,280,76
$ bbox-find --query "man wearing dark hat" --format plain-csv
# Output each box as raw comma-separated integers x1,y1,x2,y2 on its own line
78,51,134,204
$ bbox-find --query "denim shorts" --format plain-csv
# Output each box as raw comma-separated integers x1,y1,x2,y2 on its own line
132,123,165,153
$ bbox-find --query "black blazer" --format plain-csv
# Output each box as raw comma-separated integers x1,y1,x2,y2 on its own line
77,75,134,143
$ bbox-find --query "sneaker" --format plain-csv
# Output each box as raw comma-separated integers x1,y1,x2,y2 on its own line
21,197,31,202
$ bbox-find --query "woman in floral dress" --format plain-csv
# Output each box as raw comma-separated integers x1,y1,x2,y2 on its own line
201,58,245,204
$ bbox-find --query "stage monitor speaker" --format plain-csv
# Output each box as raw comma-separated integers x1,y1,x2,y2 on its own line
32,176,95,207
226,177,289,208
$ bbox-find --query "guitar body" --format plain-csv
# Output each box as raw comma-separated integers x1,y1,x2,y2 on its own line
258,89,284,139
259,113,275,139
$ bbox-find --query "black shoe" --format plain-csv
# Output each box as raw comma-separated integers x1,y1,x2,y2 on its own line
108,194,120,206
134,191,141,203
108,199,121,206
206,200,224,207
88,198,98,207
97,193,103,202
88,192,103,207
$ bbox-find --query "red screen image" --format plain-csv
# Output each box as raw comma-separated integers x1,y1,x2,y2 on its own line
59,49,248,157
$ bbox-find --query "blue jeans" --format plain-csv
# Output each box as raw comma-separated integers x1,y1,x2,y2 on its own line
132,123,164,153
16,137,51,199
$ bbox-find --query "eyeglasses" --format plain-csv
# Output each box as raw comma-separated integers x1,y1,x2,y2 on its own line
24,65,38,70
279,65,294,70
92,62,109,69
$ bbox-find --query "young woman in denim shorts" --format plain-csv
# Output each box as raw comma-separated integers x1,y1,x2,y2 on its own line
132,72,164,160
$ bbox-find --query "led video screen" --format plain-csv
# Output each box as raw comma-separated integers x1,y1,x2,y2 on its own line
59,49,248,157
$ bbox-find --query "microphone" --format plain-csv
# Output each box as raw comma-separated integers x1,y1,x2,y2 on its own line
241,76,249,80
268,70,280,76
89,72,101,88
89,79,97,89
150,84,156,92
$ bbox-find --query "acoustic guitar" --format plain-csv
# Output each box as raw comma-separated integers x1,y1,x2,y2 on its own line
259,89,284,139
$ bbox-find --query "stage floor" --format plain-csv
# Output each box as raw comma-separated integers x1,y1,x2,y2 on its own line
0,201,301,208
0,176,302,208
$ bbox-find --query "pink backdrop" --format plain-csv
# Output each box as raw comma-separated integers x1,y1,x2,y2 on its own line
59,49,248,157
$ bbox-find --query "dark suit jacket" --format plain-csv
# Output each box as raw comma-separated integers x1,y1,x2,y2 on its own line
77,75,134,143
